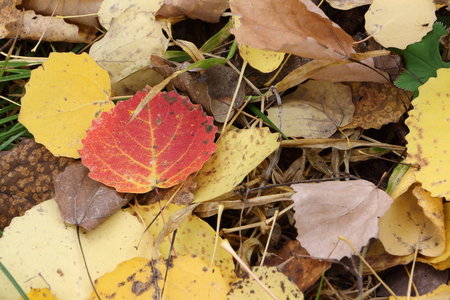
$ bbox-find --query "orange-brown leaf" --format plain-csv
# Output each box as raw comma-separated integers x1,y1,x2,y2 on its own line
230,0,353,60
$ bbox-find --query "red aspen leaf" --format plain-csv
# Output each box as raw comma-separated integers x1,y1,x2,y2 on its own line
54,162,128,230
80,88,217,193
230,0,353,60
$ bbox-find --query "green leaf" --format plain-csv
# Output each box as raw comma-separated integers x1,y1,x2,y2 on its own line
393,23,450,94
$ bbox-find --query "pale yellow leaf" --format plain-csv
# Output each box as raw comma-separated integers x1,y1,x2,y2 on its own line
98,0,164,30
364,0,436,49
193,127,279,203
267,80,354,138
0,200,153,300
90,8,168,94
326,0,372,10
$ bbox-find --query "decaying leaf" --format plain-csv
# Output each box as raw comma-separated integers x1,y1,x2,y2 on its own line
90,8,168,94
157,0,229,23
379,168,445,257
151,56,245,123
291,180,393,260
0,0,20,39
364,0,436,49
311,57,390,83
80,88,217,193
405,68,450,198
0,139,76,230
125,201,236,284
0,200,153,300
364,239,414,274
19,52,114,158
88,256,228,300
6,10,96,43
227,266,303,300
21,0,101,28
193,127,279,203
343,82,409,130
266,80,354,138
230,0,353,60
55,162,128,230
263,240,331,292
98,0,163,30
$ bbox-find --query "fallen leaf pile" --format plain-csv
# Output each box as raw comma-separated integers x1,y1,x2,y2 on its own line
3,0,450,299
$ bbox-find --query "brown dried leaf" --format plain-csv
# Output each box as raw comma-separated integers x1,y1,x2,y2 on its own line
0,139,76,230
291,180,393,260
342,82,410,130
0,0,21,39
264,240,331,292
157,0,229,23
21,0,101,28
311,58,390,83
266,80,354,138
54,162,128,230
5,10,96,43
151,56,245,122
230,0,353,60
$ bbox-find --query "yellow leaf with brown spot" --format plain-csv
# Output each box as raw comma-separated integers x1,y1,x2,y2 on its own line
405,67,450,198
19,52,113,158
193,127,279,203
88,256,228,299
124,201,236,284
379,168,445,257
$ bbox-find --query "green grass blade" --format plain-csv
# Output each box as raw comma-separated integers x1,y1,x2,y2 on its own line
0,260,30,300
247,103,289,140
200,20,232,53
0,129,27,150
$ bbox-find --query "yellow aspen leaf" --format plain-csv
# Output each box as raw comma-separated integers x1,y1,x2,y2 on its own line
227,266,303,300
193,127,279,203
88,256,228,300
379,168,445,257
405,68,450,198
238,44,285,73
21,288,57,300
232,14,285,73
18,52,113,158
365,0,436,49
419,203,450,269
124,201,236,285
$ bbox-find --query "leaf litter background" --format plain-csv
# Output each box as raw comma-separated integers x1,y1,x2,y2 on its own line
2,0,450,299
